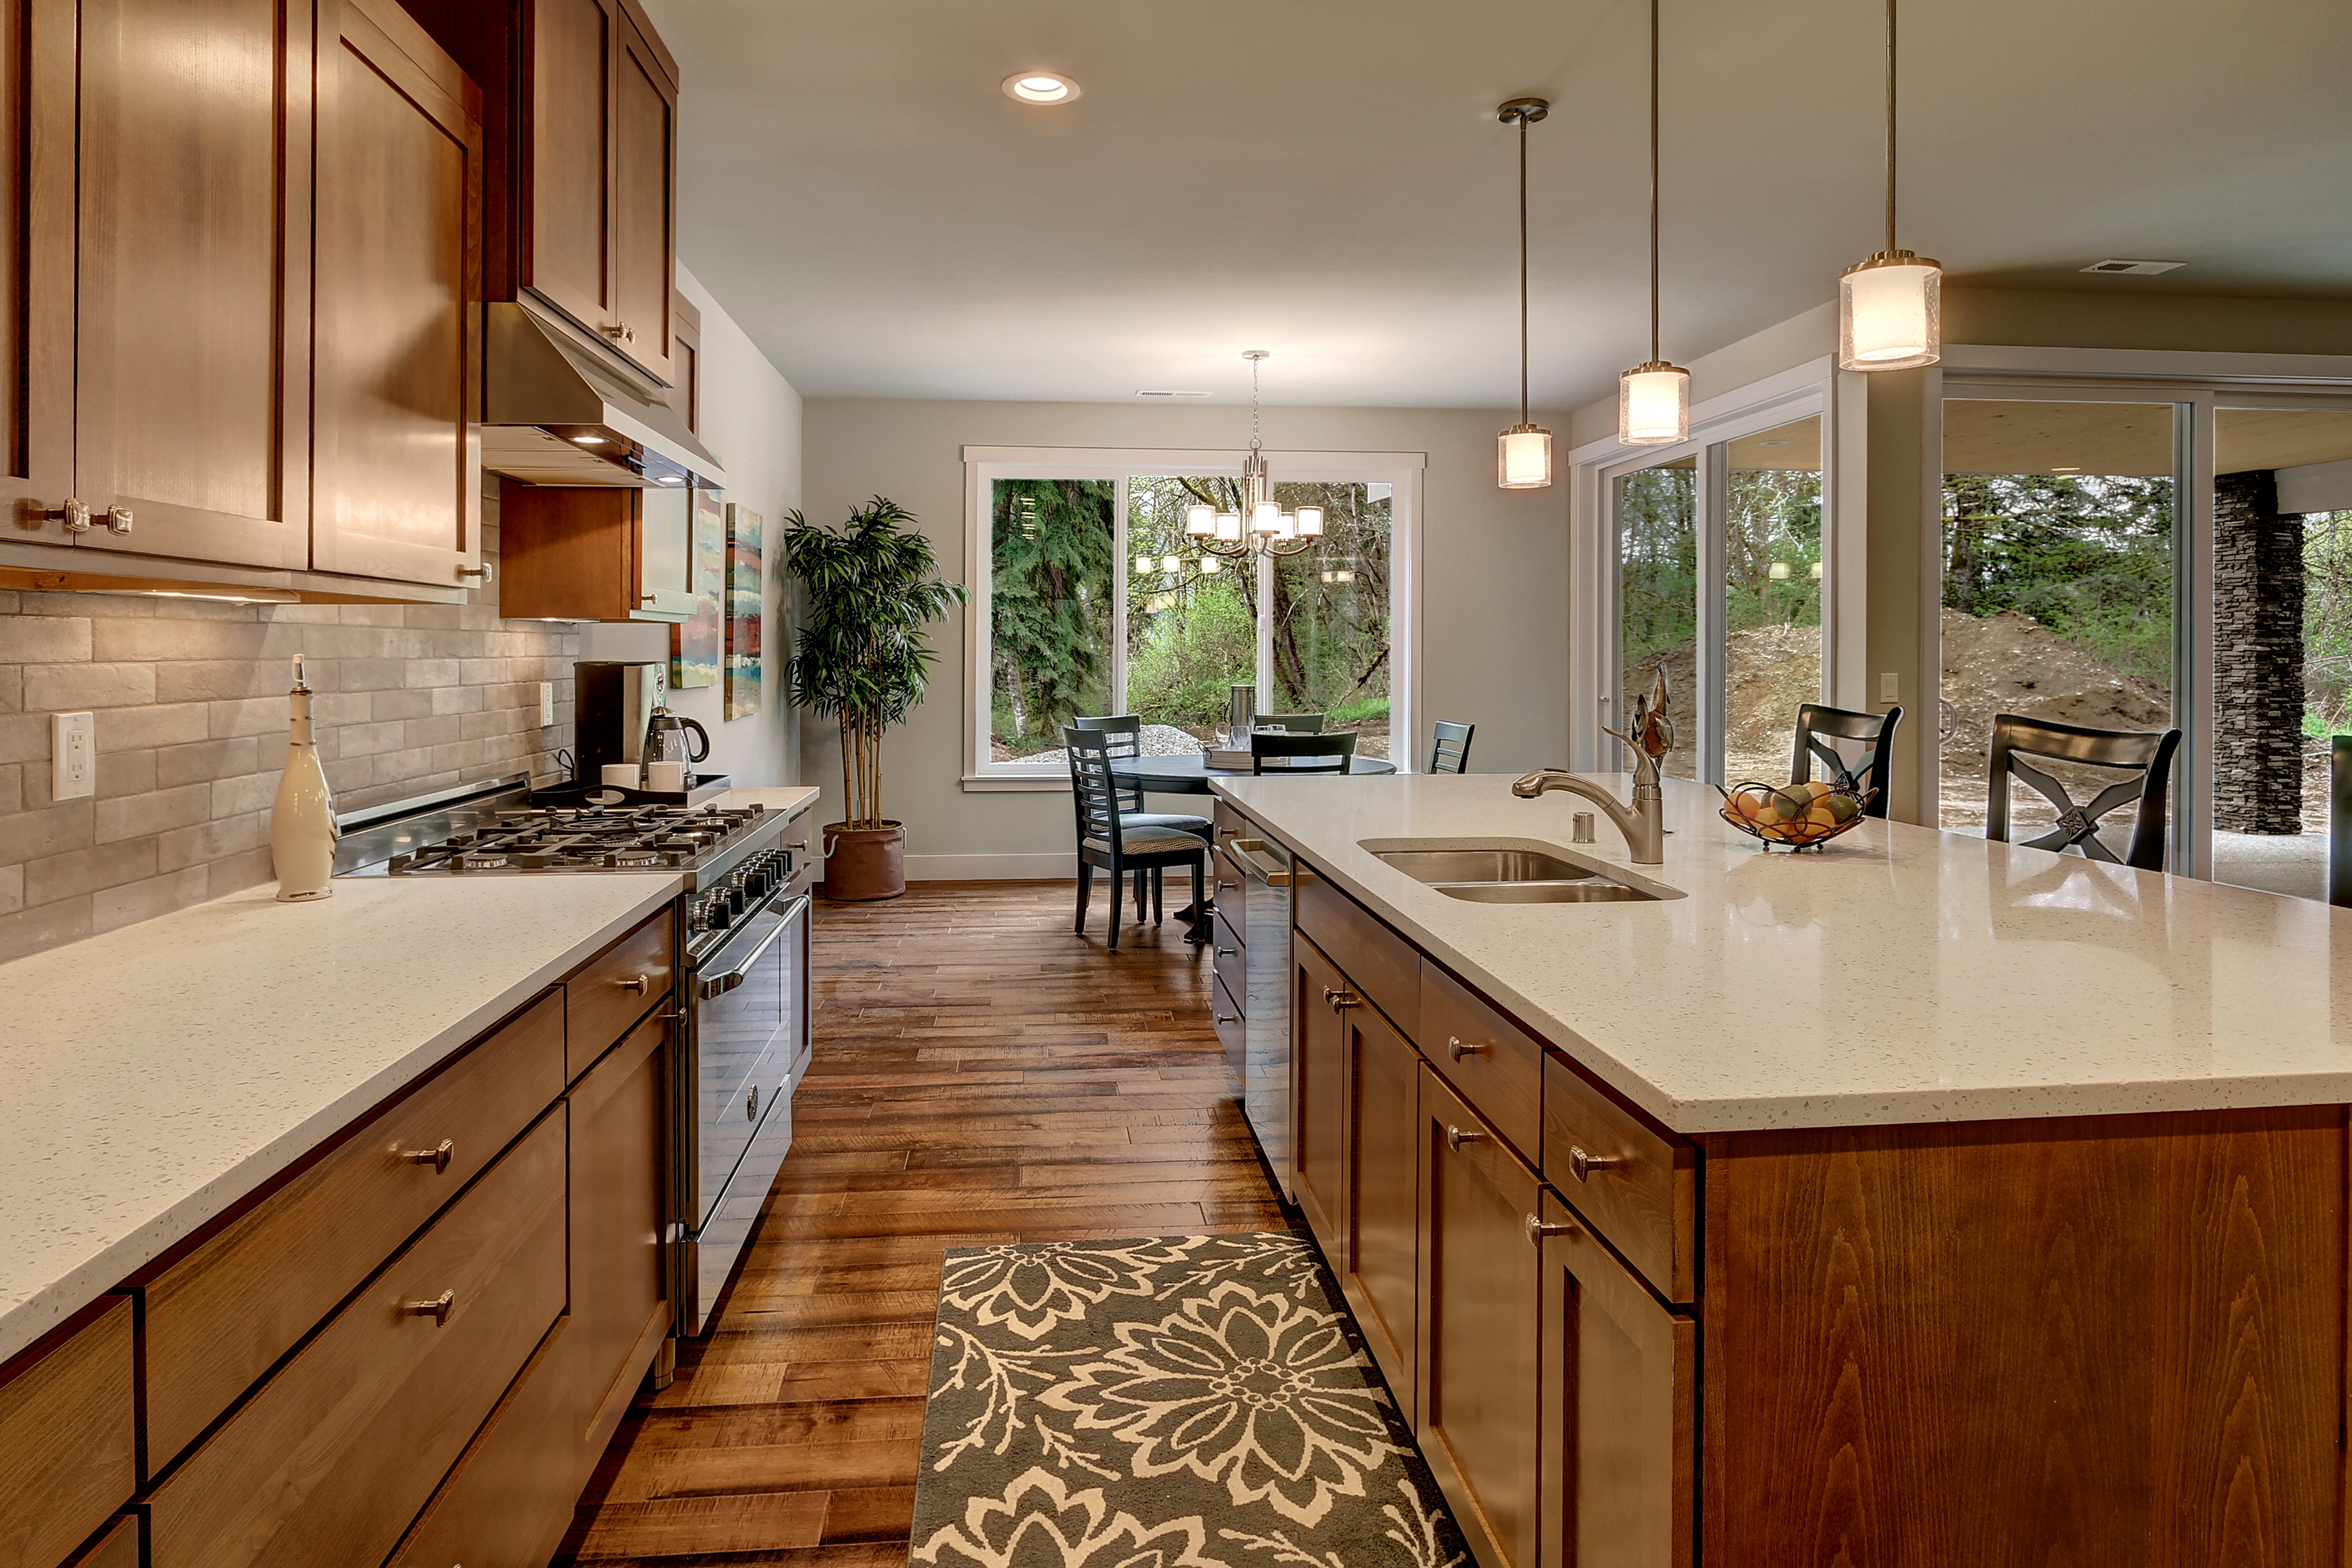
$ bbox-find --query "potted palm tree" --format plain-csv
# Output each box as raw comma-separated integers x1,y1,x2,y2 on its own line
783,496,966,901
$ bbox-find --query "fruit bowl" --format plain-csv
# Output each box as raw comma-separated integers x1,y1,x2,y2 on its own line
1716,779,1874,850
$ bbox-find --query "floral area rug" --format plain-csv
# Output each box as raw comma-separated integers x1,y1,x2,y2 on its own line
912,1233,1471,1568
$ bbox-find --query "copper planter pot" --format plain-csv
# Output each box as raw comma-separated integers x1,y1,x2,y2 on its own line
821,821,905,901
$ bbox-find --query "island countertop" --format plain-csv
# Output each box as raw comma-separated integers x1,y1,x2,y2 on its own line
1210,772,2352,1136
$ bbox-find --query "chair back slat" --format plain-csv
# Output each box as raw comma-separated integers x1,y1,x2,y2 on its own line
1251,730,1358,775
1429,720,1475,774
1063,727,1126,853
1073,714,1144,812
1790,703,1901,818
1254,712,1324,734
1984,712,2181,871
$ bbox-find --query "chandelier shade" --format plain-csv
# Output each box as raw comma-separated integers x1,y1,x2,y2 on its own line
1618,0,1690,446
1495,99,1553,491
1498,426,1554,489
1837,0,1941,371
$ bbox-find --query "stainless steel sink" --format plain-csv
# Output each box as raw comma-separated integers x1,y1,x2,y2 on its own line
1364,840,1675,903
1371,848,1596,883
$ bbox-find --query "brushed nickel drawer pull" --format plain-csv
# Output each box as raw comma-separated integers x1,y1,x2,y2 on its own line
1446,1035,1487,1062
1445,1124,1484,1153
1214,1011,1239,1025
52,497,91,533
1324,986,1360,1011
620,973,651,994
104,505,133,535
1526,1213,1577,1245
404,1138,455,1173
404,1290,456,1326
747,1084,760,1122
1216,945,1238,957
1567,1144,1621,1182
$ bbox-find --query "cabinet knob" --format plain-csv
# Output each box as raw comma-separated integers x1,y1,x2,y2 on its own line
456,563,493,582
1446,1035,1487,1062
1567,1144,1622,1182
51,497,91,533
403,1138,455,1173
104,505,133,535
1525,1213,1578,1246
1323,986,1360,1011
621,974,650,994
603,323,638,344
404,1289,456,1327
1445,1124,1485,1153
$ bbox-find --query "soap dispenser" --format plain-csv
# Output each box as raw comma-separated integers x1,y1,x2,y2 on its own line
271,655,338,901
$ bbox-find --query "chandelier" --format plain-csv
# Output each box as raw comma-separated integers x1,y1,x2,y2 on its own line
1186,351,1323,559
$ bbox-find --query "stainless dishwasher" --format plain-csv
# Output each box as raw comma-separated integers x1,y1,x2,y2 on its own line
1229,836,1295,1199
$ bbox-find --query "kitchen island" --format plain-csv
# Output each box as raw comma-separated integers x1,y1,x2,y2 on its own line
1210,771,2350,1568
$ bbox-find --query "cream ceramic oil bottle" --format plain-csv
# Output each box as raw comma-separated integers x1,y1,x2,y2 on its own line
271,654,338,900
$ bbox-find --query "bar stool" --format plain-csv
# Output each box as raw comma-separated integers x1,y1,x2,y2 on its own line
1985,712,2181,871
1790,703,1901,818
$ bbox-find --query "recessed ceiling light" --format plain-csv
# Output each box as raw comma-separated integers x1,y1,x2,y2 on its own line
2081,259,2186,275
1004,71,1079,105
1137,389,1210,399
1758,440,1790,447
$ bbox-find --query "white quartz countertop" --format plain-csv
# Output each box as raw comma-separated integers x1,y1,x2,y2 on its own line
1212,772,2352,1137
0,872,683,1365
722,785,822,818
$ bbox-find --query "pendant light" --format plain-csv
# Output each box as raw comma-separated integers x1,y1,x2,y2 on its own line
1496,97,1552,489
1838,0,1940,370
1619,0,1689,445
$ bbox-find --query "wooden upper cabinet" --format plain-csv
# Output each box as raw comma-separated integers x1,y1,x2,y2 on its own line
669,289,702,435
70,0,313,569
0,0,75,545
311,0,484,587
521,0,676,384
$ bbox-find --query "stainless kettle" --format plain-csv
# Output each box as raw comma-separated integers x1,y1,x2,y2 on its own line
643,707,710,769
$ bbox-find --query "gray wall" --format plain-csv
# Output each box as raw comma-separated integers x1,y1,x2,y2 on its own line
798,398,1571,868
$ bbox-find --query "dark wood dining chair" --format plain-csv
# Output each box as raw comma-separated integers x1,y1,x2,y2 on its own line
1253,712,1324,733
1985,712,2181,871
1790,703,1901,818
1065,727,1208,949
1251,730,1358,775
1072,713,1210,921
1429,720,1475,774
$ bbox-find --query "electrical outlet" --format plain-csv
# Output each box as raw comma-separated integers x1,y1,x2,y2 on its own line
538,681,556,727
1878,671,1900,703
52,712,93,799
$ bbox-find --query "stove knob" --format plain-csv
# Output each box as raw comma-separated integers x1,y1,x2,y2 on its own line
704,893,732,930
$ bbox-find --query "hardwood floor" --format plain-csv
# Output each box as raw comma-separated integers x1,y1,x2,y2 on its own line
558,880,1293,1564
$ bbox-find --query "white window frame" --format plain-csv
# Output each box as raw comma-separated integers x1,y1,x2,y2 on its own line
1568,358,1838,779
960,444,1427,789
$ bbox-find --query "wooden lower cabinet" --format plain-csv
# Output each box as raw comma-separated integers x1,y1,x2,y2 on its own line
1416,1065,1542,1568
569,1008,673,1465
148,1113,567,1568
59,1518,137,1568
1341,994,1418,1397
388,1317,579,1568
0,1299,135,1568
1536,1190,1692,1568
1293,935,1350,1257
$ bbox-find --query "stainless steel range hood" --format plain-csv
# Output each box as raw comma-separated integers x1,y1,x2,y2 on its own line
482,301,727,490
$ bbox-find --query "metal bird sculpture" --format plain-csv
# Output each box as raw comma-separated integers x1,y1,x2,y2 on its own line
1603,665,1675,784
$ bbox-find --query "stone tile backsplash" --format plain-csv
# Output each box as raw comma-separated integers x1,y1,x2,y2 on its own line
0,523,580,962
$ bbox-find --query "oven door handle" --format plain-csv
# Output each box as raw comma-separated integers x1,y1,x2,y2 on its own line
696,895,808,1000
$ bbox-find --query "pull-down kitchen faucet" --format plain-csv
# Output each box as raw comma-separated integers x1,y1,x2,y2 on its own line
1512,667,1674,865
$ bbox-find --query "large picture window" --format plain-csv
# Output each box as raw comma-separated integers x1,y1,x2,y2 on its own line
963,447,1422,785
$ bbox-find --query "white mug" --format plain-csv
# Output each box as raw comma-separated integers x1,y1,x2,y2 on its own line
601,763,641,789
645,761,686,793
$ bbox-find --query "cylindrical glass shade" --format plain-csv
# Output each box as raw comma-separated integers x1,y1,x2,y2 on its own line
1618,364,1690,446
1295,505,1324,537
1838,253,1942,371
1184,505,1216,536
1250,502,1282,536
1767,560,1792,580
1201,556,1222,574
1161,554,1181,573
1808,560,1824,580
1134,555,1152,574
1275,512,1297,540
1498,424,1553,489
1215,512,1241,542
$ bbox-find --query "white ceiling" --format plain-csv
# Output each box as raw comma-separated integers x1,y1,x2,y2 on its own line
644,0,2352,411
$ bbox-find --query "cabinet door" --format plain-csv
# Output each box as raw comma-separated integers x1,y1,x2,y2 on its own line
311,0,483,586
522,0,611,333
72,0,312,568
1535,1191,1693,1568
1342,999,1417,1398
1417,1064,1542,1568
569,1007,671,1467
0,0,74,544
607,3,674,382
1292,934,1351,1262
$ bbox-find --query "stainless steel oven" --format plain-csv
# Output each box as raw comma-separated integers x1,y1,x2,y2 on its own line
1230,836,1294,1199
676,879,812,1333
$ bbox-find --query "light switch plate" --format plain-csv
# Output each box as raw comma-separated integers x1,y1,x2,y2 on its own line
538,681,556,727
1878,671,1900,703
52,712,93,799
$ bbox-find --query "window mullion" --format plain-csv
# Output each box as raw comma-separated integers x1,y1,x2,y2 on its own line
1112,475,1130,715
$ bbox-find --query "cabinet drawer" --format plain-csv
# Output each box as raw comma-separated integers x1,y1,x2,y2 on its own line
1212,974,1246,1079
1543,1054,1697,1302
1295,866,1418,1035
1418,961,1543,1161
1212,908,1246,1001
567,906,674,1079
387,1319,578,1568
1212,798,1250,852
0,1299,135,1568
142,988,565,1469
149,1113,568,1568
63,1517,138,1568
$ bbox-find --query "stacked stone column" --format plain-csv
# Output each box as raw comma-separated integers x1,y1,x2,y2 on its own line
2212,469,2306,832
